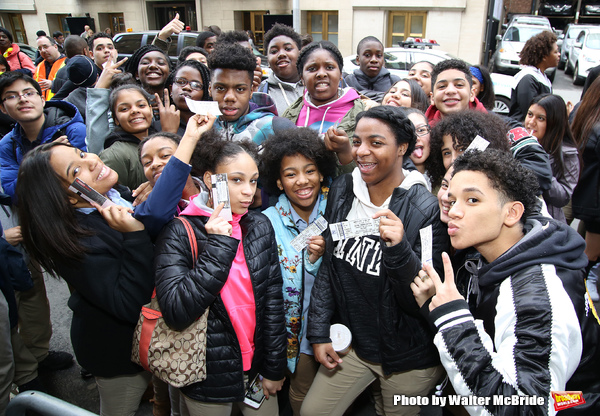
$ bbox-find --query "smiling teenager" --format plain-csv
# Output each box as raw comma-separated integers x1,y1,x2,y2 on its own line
98,84,154,190
344,36,400,102
259,23,304,115
16,142,155,416
382,78,429,112
425,59,487,127
260,128,336,415
302,106,448,416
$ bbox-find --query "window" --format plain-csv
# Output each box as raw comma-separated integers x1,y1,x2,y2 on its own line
307,12,338,46
387,12,427,47
243,11,266,52
113,34,144,55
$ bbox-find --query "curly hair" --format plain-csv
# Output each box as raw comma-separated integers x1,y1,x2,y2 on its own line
296,41,343,75
259,127,337,196
190,129,259,178
208,42,256,82
519,30,557,67
529,94,581,182
195,31,217,49
426,111,510,189
431,58,473,90
217,30,250,45
356,106,417,155
124,45,172,78
87,32,112,50
166,60,211,101
452,149,539,224
178,46,208,63
264,24,302,50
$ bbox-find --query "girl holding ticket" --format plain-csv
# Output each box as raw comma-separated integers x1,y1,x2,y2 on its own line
16,142,154,415
153,136,286,415
302,105,448,416
260,127,336,415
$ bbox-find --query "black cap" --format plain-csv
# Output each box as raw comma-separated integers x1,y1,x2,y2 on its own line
66,55,98,86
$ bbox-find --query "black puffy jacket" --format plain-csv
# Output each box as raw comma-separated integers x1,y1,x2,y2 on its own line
153,211,286,402
307,173,449,375
572,123,600,225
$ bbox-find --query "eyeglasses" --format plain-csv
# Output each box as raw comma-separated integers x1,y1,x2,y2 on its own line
1,90,40,103
173,77,203,91
415,125,430,137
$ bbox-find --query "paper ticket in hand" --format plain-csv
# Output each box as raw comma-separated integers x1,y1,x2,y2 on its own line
185,97,222,116
290,216,328,252
419,225,433,268
211,173,232,221
465,135,490,152
329,218,380,241
69,178,115,208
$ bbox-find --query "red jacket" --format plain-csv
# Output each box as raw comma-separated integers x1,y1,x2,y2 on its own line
425,97,487,127
3,44,35,74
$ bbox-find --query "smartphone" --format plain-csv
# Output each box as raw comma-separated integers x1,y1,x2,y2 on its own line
243,374,265,409
68,178,115,208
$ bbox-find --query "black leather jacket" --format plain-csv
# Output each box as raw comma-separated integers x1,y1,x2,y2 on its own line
307,173,449,375
153,211,286,402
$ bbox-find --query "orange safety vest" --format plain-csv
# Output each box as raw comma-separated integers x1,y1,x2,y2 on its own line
34,56,67,100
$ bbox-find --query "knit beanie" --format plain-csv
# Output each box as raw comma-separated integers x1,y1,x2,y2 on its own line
0,28,13,43
67,55,98,86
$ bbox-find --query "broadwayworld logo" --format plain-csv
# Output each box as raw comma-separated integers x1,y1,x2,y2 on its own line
551,391,585,411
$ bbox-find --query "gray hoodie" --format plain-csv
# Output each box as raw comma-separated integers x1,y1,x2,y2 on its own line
258,73,304,115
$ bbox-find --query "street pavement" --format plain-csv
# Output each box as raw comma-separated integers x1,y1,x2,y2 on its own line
32,68,583,416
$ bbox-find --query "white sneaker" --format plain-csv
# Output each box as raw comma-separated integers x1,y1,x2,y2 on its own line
586,278,600,302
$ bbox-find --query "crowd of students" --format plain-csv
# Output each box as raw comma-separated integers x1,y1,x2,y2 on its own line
0,16,599,416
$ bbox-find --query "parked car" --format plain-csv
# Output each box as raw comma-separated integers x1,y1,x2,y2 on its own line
504,15,552,30
343,45,457,79
112,30,270,77
343,46,512,115
113,31,200,64
566,27,600,85
491,23,556,81
539,0,576,16
558,24,598,69
582,0,600,15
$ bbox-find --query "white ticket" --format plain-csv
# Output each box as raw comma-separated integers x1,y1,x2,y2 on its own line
211,173,232,221
185,97,222,116
290,216,328,252
465,135,490,152
419,225,433,268
329,218,380,241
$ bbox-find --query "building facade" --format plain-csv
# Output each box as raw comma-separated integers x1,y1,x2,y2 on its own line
1,0,487,65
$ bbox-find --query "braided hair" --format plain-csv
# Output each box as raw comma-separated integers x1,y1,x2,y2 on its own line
166,60,211,101
124,45,172,79
296,40,343,75
355,106,417,156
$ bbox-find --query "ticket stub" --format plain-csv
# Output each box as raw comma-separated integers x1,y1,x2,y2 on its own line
330,218,380,241
211,173,232,221
419,225,433,268
465,135,490,152
290,216,328,252
69,178,115,208
185,97,223,116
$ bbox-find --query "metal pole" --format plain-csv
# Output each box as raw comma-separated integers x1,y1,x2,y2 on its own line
7,391,98,416
293,0,300,33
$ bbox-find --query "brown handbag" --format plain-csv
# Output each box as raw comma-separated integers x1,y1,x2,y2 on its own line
132,217,209,388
